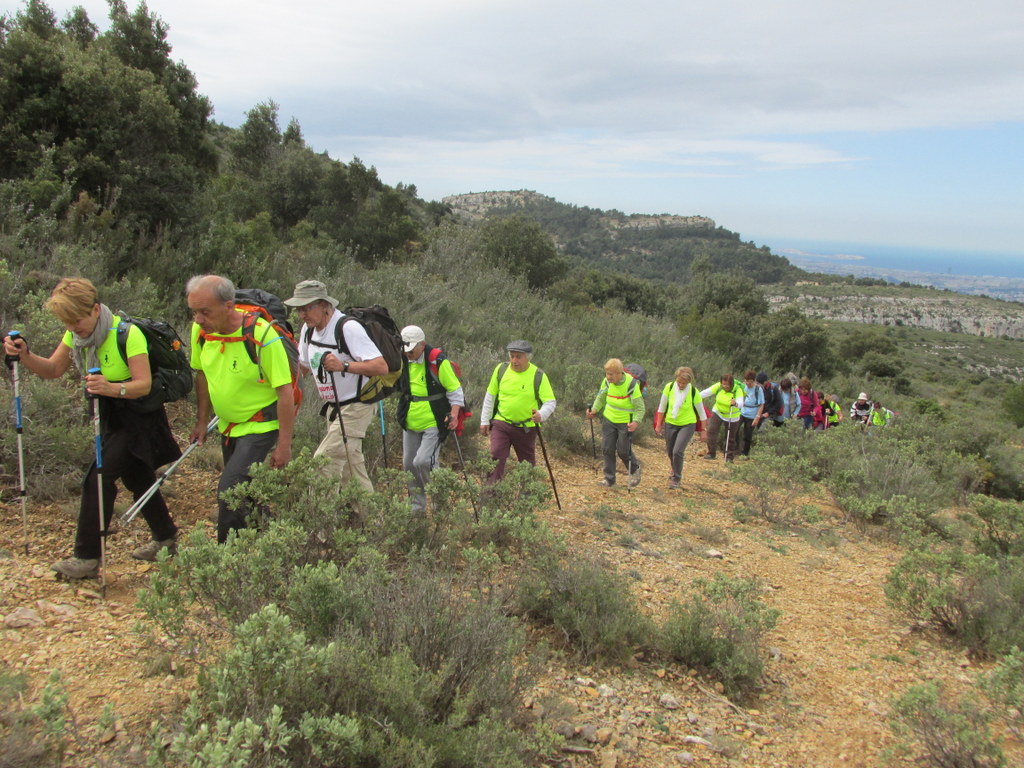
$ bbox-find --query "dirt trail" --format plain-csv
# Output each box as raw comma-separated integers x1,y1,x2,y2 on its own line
0,432,1016,767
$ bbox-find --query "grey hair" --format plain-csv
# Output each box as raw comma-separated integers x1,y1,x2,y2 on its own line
186,274,235,302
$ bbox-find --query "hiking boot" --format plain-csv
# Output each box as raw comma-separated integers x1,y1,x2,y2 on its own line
703,453,716,460
51,557,99,580
668,479,680,489
598,479,615,487
132,537,177,562
628,465,642,488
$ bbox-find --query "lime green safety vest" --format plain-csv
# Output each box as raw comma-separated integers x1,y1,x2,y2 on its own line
709,381,744,419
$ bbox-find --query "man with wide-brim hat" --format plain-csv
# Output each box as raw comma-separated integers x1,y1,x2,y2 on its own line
285,279,387,495
479,340,556,482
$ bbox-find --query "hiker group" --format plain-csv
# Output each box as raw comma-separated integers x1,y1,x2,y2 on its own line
2,275,893,582
1,276,558,581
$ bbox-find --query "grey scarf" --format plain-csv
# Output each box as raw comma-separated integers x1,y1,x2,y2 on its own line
70,303,114,373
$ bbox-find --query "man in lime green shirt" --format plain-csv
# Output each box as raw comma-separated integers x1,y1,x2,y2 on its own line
587,358,645,487
187,275,295,542
396,325,465,514
479,340,556,482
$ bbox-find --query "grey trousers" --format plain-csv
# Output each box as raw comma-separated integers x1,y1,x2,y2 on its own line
664,423,696,482
602,417,639,484
403,426,443,514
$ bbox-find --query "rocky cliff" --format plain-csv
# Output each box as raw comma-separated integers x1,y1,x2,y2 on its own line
768,292,1024,340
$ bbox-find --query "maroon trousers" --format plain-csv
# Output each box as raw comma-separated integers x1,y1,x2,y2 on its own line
487,419,537,482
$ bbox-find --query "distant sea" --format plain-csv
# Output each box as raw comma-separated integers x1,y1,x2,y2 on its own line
761,238,1024,280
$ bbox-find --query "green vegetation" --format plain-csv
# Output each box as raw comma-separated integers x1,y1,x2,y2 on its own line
659,573,780,699
3,2,1024,763
887,681,1005,768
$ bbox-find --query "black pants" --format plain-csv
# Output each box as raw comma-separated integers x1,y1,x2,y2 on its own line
218,430,278,543
739,416,758,456
75,431,176,559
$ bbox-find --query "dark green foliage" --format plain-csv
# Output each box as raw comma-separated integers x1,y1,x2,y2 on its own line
659,573,780,699
479,214,568,289
1004,382,1024,428
0,0,216,232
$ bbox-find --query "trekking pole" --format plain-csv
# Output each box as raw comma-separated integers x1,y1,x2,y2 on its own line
5,331,28,555
378,400,388,469
589,416,596,460
86,367,106,594
451,430,479,522
626,428,634,494
119,416,219,527
534,422,562,512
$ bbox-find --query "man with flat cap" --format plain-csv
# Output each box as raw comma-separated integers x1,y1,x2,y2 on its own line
479,340,556,482
284,279,387,492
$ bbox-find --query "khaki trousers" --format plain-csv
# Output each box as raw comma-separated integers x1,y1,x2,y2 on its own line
315,401,375,492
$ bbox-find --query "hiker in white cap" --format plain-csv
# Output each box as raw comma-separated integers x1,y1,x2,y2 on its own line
396,325,465,515
850,392,872,426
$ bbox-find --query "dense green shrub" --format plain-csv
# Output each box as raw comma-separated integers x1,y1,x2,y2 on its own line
659,573,780,699
517,553,653,663
885,548,1024,656
888,682,1004,768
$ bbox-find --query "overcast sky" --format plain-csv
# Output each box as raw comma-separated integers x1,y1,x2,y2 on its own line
21,0,1024,258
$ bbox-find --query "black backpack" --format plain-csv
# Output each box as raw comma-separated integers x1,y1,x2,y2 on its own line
303,304,404,405
115,314,193,413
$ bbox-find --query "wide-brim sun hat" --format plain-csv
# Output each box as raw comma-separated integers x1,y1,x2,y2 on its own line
283,279,338,308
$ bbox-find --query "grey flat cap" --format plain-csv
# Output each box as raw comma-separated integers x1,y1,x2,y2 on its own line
506,340,533,353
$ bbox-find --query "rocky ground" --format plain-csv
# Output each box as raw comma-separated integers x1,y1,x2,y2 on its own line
2,429,1021,767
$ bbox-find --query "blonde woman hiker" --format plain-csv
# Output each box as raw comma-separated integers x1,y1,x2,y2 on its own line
587,358,645,487
654,366,707,489
3,278,182,579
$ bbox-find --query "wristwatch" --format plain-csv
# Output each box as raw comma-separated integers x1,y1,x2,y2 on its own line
119,383,127,398
343,361,350,373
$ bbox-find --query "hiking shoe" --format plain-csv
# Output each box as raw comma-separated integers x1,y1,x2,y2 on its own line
51,557,99,580
668,479,680,489
599,479,615,487
628,465,642,488
132,537,177,562
703,454,717,460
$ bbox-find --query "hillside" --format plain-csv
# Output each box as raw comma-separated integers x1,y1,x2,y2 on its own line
767,283,1024,342
443,190,803,285
3,428,1017,768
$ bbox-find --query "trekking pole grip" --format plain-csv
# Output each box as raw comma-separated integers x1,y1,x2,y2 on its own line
5,329,23,368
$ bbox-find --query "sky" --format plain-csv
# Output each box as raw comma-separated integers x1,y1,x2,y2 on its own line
15,0,1024,262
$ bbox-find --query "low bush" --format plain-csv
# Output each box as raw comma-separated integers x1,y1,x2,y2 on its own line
888,681,1005,768
517,554,653,663
729,451,812,526
659,573,779,699
979,647,1024,738
885,548,1024,656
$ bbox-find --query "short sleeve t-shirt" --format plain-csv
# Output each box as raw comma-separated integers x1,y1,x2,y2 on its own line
297,310,382,403
62,323,146,381
487,363,555,426
190,315,291,436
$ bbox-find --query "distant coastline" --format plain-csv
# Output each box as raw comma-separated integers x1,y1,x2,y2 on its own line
760,238,1024,302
